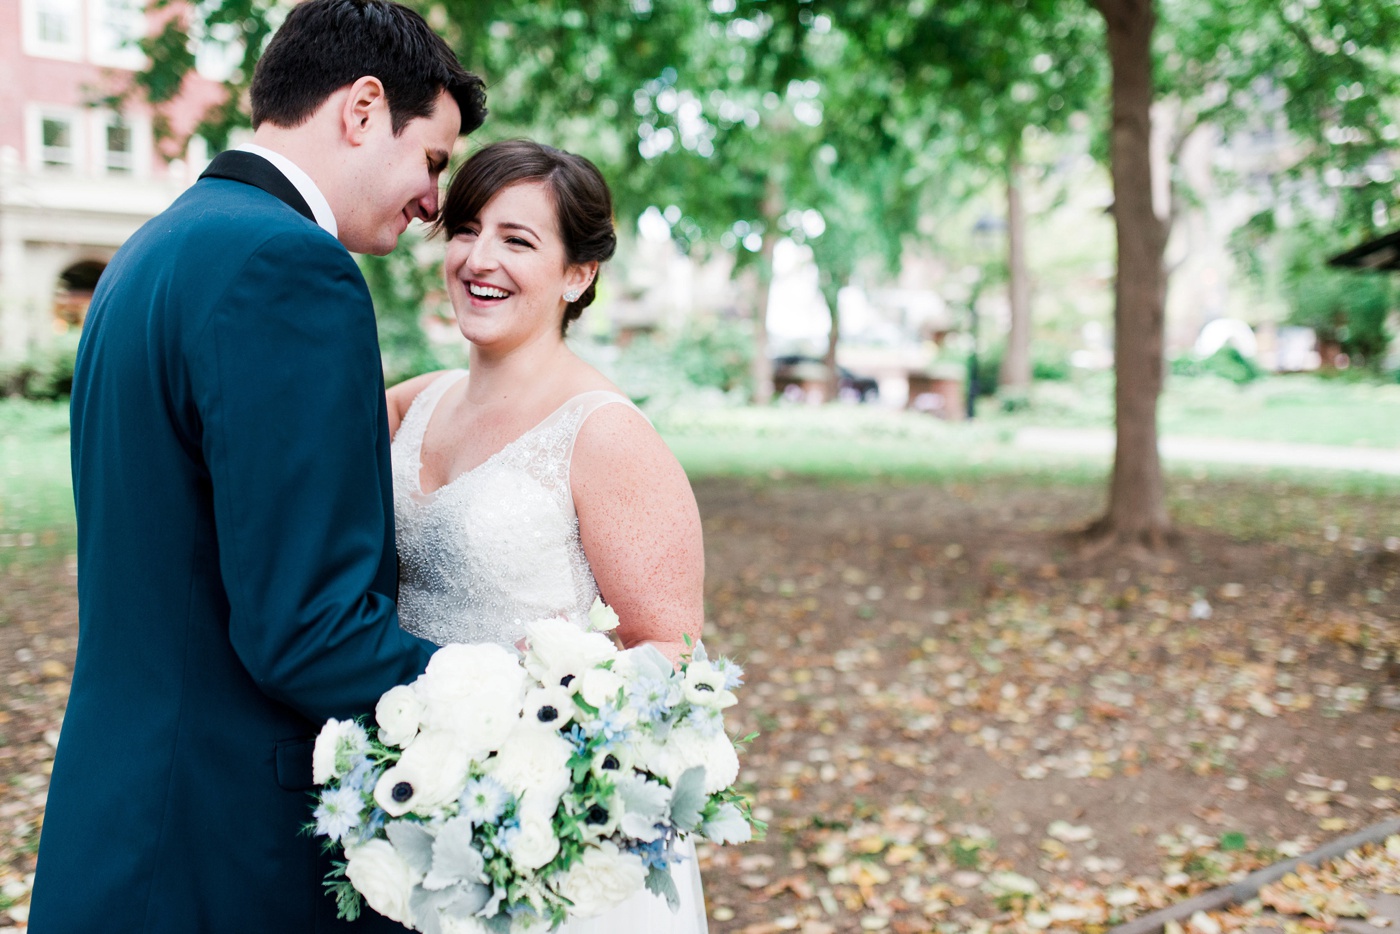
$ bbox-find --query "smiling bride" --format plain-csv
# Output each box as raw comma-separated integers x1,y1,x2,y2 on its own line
384,140,711,932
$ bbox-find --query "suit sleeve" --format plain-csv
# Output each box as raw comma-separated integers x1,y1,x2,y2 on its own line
193,229,435,723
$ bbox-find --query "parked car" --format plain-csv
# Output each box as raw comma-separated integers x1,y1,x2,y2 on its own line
771,355,880,403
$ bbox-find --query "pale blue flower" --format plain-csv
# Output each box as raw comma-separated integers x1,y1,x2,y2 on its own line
626,675,678,722
714,657,745,691
627,835,681,871
459,775,510,826
684,704,724,736
352,806,387,846
588,705,633,743
313,786,363,842
340,755,379,793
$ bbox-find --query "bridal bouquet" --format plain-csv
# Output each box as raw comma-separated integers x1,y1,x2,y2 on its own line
309,602,760,933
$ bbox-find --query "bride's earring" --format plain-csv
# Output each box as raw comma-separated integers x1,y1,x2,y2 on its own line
563,289,581,303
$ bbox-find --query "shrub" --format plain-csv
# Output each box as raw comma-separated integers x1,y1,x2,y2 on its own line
1170,346,1264,385
0,332,81,400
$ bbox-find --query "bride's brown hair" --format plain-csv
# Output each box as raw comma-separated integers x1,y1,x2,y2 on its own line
438,140,617,334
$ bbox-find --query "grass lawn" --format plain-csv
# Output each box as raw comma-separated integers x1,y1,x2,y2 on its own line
981,372,1400,449
4,371,1399,572
0,401,75,570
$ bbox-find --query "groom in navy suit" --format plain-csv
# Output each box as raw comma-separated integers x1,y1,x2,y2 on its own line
28,2,485,930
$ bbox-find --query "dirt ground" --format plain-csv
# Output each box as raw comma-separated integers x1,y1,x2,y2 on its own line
1,474,1397,931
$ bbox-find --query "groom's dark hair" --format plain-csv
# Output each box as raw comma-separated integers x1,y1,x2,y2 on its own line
250,0,486,136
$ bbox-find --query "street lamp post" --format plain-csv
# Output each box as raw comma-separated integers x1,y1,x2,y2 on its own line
965,215,1002,420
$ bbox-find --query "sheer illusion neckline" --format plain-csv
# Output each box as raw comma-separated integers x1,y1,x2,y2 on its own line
405,371,628,501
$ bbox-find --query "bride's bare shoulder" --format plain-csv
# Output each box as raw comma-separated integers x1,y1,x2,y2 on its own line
385,370,450,438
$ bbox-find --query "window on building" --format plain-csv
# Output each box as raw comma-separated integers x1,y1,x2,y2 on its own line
41,116,78,170
22,0,83,59
89,0,146,68
104,119,135,173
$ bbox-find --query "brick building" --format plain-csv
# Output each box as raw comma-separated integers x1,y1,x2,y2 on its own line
0,0,227,359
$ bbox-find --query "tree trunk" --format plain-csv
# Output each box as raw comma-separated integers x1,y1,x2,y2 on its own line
1088,0,1173,548
749,178,782,404
1000,147,1033,396
820,275,843,403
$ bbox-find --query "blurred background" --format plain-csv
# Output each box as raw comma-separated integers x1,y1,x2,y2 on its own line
1,0,1398,931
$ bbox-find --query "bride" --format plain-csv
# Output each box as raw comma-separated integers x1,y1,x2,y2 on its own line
385,139,709,932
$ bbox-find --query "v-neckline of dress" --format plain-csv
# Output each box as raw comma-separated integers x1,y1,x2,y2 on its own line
412,374,580,501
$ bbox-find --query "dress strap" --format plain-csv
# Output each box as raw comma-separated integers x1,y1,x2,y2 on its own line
558,390,648,478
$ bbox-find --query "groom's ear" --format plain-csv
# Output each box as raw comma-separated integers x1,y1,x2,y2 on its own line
341,76,389,145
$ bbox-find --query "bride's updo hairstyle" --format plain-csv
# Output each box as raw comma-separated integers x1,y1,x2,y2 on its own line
440,140,617,335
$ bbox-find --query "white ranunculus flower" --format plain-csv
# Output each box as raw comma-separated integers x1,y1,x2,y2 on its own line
373,729,471,817
551,841,647,918
682,660,738,709
485,726,572,815
636,725,740,794
375,684,425,749
506,807,561,872
313,719,369,785
586,597,621,632
523,618,617,688
578,668,625,711
344,839,420,926
414,643,528,756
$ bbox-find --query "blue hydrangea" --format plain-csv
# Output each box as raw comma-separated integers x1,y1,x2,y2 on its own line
459,775,510,826
313,786,363,843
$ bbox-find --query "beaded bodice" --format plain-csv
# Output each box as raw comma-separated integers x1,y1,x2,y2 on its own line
391,370,639,647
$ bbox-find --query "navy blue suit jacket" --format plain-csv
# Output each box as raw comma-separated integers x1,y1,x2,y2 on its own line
29,153,436,932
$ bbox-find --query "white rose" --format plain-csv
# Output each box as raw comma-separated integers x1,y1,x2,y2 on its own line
373,730,471,817
344,839,420,926
485,727,573,815
415,643,528,756
375,685,425,748
551,841,647,918
636,726,740,794
578,668,625,711
313,719,369,785
506,808,561,871
523,618,617,688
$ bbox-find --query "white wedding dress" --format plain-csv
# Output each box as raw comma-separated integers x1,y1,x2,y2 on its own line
391,369,709,934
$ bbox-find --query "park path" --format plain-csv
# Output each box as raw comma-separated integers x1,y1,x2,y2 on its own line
1014,427,1400,475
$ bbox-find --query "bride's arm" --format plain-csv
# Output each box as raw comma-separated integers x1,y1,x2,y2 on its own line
385,370,445,439
571,404,704,665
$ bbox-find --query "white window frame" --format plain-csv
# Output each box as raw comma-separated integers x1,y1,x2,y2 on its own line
94,110,151,178
27,106,86,174
21,0,85,61
87,0,148,69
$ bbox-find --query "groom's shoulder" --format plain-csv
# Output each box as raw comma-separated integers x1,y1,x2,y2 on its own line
155,177,344,265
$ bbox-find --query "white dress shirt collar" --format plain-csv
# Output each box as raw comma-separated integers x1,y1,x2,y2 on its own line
236,143,339,238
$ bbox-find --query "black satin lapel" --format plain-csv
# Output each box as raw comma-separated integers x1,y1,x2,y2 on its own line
199,151,317,224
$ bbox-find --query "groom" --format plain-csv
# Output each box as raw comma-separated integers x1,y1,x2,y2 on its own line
28,2,484,931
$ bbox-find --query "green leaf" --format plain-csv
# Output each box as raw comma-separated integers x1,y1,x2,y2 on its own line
644,864,681,911
668,766,707,832
386,820,435,876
